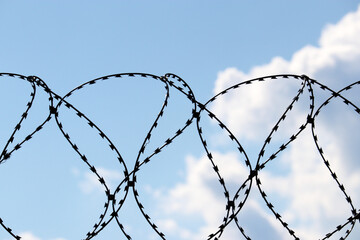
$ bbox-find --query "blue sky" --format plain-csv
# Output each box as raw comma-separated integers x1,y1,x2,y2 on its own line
0,1,360,240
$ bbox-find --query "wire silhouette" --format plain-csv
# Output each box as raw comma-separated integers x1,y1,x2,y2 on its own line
0,72,359,240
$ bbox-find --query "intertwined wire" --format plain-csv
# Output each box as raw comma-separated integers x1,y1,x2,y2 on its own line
0,73,359,240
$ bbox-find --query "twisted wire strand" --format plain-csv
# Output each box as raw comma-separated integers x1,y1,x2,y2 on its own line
0,73,359,240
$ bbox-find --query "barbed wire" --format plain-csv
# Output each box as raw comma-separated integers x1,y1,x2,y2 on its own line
0,72,359,240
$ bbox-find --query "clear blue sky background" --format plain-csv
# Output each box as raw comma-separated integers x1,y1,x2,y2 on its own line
0,1,359,240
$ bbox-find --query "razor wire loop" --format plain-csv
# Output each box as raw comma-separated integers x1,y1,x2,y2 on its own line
0,74,55,164
0,73,359,240
198,74,313,240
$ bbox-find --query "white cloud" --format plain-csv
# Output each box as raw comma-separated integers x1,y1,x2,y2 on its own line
212,5,360,141
209,4,360,239
152,4,360,240
212,71,305,141
18,232,41,240
152,152,283,240
259,130,360,239
73,167,123,194
213,4,360,92
5,232,67,240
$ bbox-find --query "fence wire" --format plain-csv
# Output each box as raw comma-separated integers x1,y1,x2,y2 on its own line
0,73,359,240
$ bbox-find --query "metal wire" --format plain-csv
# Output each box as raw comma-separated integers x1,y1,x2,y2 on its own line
0,72,359,240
